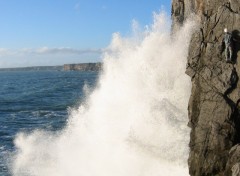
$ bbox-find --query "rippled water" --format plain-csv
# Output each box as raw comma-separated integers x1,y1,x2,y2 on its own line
0,71,98,175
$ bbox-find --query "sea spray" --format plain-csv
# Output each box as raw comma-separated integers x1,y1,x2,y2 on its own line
11,11,196,176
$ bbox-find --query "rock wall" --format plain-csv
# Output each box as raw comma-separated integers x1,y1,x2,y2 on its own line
172,0,240,175
64,63,102,71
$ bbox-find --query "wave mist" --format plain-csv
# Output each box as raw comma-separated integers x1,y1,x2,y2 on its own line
11,12,196,176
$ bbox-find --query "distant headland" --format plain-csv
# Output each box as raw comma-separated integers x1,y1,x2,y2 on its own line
64,63,102,71
0,63,102,72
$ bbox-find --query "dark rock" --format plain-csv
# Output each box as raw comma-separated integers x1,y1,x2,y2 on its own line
172,0,240,175
226,145,240,175
63,63,102,71
171,0,185,32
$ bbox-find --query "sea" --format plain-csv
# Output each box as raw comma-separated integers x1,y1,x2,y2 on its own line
0,12,196,176
0,70,99,176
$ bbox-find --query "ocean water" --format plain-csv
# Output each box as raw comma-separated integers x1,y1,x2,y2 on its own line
0,71,99,175
1,12,197,176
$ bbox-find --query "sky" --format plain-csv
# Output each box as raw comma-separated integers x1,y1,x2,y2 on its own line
0,0,171,68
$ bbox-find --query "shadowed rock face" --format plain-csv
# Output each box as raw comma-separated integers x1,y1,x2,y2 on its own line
172,0,240,175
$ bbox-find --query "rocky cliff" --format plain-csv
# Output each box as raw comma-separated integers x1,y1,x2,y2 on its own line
172,0,240,175
64,63,102,71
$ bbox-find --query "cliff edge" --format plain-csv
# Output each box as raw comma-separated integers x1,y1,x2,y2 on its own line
172,0,240,175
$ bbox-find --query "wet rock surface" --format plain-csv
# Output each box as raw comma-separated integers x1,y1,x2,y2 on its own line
172,0,240,175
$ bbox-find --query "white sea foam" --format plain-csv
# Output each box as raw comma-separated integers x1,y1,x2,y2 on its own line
11,11,196,176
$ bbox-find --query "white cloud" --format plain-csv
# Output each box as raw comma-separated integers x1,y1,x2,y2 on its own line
35,47,102,55
0,48,12,56
0,47,103,68
0,47,103,57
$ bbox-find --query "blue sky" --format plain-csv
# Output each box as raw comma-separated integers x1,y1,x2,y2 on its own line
0,0,171,68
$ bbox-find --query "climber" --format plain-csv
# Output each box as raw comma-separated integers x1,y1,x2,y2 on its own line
222,28,233,63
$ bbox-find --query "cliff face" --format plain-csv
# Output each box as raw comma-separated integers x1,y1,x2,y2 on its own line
64,63,102,71
172,0,240,175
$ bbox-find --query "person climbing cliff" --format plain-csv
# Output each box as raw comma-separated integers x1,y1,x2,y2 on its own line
221,28,234,63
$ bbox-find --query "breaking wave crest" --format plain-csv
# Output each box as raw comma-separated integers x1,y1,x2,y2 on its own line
11,11,196,176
